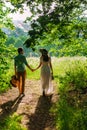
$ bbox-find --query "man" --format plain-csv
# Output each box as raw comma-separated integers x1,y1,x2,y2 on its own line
14,47,33,96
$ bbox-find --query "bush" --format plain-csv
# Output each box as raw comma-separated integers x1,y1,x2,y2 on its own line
51,57,87,130
58,57,87,92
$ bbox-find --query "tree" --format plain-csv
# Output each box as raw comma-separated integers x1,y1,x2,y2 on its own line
0,0,16,91
7,0,87,55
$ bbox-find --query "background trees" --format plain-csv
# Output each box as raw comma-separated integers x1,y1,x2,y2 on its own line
8,0,87,56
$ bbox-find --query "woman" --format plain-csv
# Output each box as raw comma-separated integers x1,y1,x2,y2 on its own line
34,49,54,96
14,47,33,96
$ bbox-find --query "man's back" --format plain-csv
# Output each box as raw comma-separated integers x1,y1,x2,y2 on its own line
14,54,28,72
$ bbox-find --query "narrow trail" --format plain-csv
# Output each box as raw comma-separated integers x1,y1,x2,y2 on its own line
0,79,58,130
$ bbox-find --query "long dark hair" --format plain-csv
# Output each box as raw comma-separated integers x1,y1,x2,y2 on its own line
43,54,49,62
40,49,49,62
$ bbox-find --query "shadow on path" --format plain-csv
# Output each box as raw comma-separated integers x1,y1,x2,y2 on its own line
0,95,24,120
28,95,55,130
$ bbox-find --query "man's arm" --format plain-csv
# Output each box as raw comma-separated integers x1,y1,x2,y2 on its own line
26,64,33,71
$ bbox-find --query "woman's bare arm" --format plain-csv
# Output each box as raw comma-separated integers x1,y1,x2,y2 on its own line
34,62,42,70
49,58,53,74
26,64,33,71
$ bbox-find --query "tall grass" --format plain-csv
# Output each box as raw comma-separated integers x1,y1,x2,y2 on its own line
51,56,87,130
53,95,87,130
57,56,87,92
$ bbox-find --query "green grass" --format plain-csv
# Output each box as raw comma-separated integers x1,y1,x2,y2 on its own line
0,113,26,130
26,57,40,79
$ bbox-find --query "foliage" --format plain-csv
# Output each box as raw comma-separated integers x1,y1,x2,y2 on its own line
5,27,35,57
8,0,87,56
0,40,16,92
53,95,87,130
0,0,14,29
0,0,16,92
0,113,26,130
50,56,87,130
58,57,87,92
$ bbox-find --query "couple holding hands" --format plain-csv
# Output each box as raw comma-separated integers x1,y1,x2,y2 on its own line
14,47,53,97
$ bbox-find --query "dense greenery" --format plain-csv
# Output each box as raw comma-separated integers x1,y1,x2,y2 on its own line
0,113,26,130
8,0,87,55
52,57,87,130
5,27,32,57
0,0,16,92
1,0,87,56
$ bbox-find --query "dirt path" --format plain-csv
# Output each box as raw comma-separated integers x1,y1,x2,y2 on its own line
0,79,58,130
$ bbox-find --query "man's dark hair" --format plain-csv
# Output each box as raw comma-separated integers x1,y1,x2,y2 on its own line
18,47,23,53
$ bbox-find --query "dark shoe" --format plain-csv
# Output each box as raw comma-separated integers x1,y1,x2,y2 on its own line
21,93,25,97
19,93,25,97
43,91,45,96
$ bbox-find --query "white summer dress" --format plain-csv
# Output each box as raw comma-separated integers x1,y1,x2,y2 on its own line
40,56,53,95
